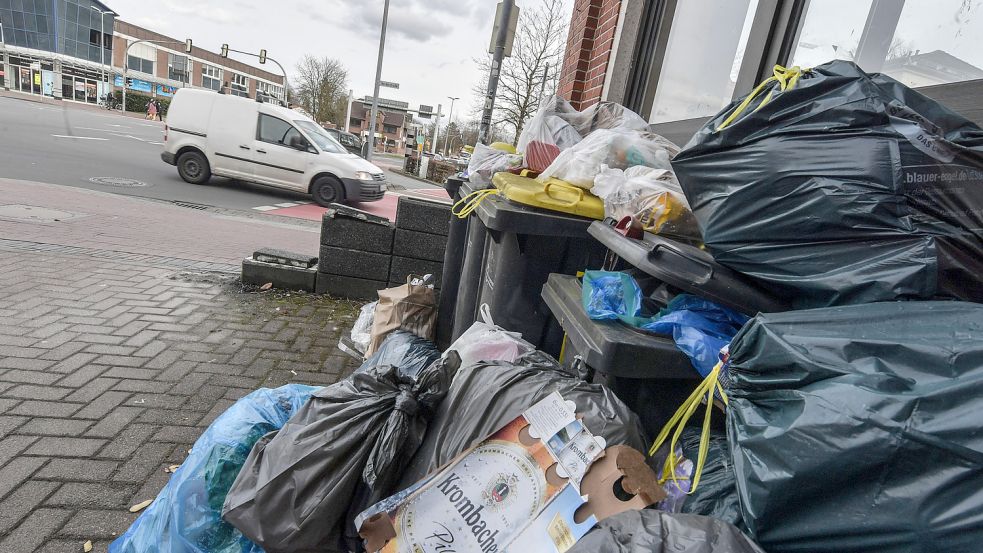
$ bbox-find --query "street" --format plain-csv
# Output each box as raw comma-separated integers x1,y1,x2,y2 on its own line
0,94,447,222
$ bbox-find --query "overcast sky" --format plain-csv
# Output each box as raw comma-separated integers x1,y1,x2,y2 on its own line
108,0,572,122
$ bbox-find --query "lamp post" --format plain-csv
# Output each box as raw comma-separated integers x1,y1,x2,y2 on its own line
89,6,112,100
366,0,390,162
442,96,458,156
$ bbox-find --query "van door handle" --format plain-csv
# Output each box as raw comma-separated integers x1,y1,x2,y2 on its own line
239,145,251,150
256,149,267,154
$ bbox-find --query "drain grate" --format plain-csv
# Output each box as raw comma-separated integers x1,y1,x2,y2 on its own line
171,201,211,210
89,177,150,188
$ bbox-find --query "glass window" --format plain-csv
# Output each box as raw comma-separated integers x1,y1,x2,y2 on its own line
230,73,249,97
37,15,47,33
168,53,187,82
296,120,348,154
127,55,153,74
790,0,983,88
257,114,303,146
649,0,760,123
13,10,25,29
202,63,223,91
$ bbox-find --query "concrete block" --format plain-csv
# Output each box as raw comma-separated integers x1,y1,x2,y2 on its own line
252,248,318,268
318,246,391,280
390,256,443,289
396,197,451,236
393,229,449,262
321,206,394,254
242,257,317,292
316,274,387,301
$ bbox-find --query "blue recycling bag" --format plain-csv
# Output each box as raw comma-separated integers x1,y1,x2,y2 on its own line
582,271,649,326
643,295,750,377
109,384,319,553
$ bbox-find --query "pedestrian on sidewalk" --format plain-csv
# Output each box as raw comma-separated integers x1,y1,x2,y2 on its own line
147,98,159,121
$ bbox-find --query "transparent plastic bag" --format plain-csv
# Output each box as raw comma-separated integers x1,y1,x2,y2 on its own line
518,97,649,172
446,304,536,366
593,165,701,240
350,301,376,354
466,143,524,186
538,129,679,189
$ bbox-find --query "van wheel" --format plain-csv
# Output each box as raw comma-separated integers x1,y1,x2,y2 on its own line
177,151,211,185
311,176,345,207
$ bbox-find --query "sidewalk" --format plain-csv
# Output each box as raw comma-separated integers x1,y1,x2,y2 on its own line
0,180,361,551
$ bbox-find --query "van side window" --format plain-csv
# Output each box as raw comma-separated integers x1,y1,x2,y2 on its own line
257,114,302,147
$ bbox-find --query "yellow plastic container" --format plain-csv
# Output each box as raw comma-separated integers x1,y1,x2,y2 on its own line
492,173,605,220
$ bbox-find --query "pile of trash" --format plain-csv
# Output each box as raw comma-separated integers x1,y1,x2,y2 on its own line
113,60,983,553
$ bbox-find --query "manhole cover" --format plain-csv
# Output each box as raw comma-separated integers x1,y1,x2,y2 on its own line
0,204,86,223
89,177,150,187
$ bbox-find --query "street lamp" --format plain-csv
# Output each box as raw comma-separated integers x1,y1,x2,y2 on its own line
366,0,390,162
443,96,459,156
89,6,113,100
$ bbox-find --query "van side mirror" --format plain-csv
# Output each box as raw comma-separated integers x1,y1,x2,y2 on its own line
289,135,307,150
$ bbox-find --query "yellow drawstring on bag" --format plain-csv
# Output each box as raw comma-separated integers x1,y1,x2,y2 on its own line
452,188,500,219
716,65,809,132
649,360,729,493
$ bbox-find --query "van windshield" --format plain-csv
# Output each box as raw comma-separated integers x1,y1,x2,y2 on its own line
295,121,348,154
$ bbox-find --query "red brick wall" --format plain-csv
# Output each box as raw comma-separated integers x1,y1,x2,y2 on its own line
557,0,621,109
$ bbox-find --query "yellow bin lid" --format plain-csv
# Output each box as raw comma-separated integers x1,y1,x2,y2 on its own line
493,173,605,220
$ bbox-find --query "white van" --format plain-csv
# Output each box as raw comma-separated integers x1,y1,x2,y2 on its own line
161,89,386,206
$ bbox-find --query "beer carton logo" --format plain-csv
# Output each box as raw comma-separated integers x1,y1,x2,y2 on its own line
483,474,519,508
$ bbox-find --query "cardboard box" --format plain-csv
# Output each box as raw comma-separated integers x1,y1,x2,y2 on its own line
357,393,663,553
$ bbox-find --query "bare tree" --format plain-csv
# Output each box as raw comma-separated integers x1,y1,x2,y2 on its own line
294,55,349,125
472,0,567,144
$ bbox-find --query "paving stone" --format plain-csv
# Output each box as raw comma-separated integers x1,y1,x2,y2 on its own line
4,384,72,401
315,273,388,301
0,480,61,533
317,245,392,280
0,456,48,498
395,196,452,235
26,437,106,458
0,436,37,467
0,508,73,552
15,417,92,437
74,391,130,419
58,508,136,539
36,458,119,482
46,482,134,509
320,208,395,254
389,256,444,289
393,228,450,262
8,400,81,418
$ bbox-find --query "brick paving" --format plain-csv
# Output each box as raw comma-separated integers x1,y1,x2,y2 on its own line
0,182,363,552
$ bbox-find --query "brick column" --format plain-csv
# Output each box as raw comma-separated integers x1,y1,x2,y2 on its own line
557,0,622,110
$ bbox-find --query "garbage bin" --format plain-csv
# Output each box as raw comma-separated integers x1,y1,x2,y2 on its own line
436,176,468,349
448,181,607,357
541,220,791,435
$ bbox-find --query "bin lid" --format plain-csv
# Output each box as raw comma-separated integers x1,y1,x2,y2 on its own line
542,274,696,379
466,178,597,237
588,221,791,315
493,173,605,220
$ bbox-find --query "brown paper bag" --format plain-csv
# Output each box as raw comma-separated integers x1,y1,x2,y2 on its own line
365,275,437,356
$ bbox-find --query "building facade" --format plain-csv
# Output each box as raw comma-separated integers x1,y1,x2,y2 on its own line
558,0,983,143
347,96,418,154
1,1,284,104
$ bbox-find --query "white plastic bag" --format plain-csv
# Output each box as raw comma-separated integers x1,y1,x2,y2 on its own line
446,305,536,366
592,165,701,241
538,129,679,189
351,302,376,352
517,97,649,172
466,143,524,186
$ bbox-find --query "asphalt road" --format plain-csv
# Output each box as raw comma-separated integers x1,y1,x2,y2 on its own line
0,95,437,212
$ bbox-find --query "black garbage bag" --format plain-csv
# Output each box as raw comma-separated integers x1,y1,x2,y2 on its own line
398,350,648,486
354,330,440,379
726,301,983,553
567,510,764,553
222,349,459,553
679,428,743,531
673,60,983,308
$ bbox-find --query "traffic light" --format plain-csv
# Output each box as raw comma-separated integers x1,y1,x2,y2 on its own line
220,44,229,58
185,38,193,53
259,49,267,64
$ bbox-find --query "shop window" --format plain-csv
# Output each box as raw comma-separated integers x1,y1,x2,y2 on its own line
649,0,760,123
127,55,153,75
790,0,983,88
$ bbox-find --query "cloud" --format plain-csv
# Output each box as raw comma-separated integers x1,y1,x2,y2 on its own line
351,2,455,43
160,0,243,25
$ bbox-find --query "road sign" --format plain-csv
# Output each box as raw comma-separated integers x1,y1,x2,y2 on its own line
379,80,399,89
488,2,520,57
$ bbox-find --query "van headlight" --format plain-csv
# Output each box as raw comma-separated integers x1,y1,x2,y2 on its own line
355,171,375,181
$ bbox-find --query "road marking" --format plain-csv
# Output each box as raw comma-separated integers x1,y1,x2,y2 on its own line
274,202,302,208
252,205,279,212
51,134,108,141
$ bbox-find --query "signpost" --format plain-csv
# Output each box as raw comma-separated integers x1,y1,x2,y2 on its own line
379,80,399,89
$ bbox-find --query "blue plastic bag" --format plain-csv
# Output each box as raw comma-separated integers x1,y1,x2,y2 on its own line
643,295,749,377
109,384,319,553
582,271,645,323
